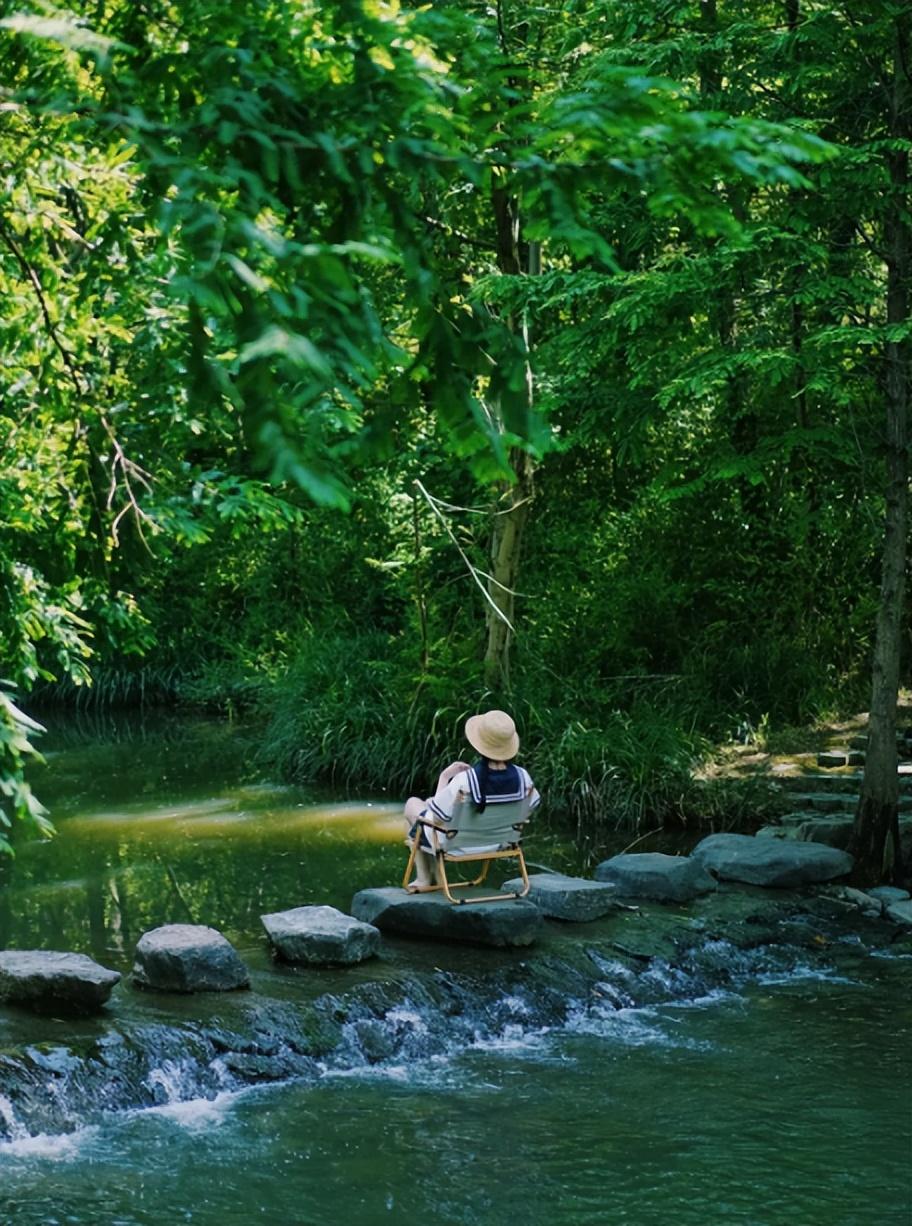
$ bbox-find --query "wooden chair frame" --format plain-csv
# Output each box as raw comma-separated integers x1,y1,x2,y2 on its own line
402,814,531,905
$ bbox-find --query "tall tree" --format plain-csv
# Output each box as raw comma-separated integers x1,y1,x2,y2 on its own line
849,7,910,885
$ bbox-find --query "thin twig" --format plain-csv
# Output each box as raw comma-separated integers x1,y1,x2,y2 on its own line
421,488,534,518
413,479,514,631
618,825,664,855
100,413,154,551
0,217,84,393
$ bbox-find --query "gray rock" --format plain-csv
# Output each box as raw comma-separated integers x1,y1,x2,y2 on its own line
0,951,120,1014
592,853,717,902
692,834,853,888
350,888,542,948
868,886,911,903
132,924,249,993
500,873,619,921
261,905,380,966
885,900,912,927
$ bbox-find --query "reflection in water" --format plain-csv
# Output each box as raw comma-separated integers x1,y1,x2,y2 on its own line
2,712,404,964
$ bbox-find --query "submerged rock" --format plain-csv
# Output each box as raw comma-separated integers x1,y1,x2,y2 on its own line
261,905,380,966
692,834,853,888
500,873,619,921
0,951,120,1014
350,887,542,948
133,924,249,993
593,853,717,902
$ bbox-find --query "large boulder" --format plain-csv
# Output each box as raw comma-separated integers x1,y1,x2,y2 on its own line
0,950,120,1014
593,853,717,902
351,888,542,948
261,905,380,966
500,873,619,921
132,924,249,993
692,833,853,888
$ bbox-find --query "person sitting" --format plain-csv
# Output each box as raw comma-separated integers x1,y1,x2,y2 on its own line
402,709,540,893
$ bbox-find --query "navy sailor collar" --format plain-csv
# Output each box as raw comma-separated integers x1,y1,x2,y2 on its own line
467,761,525,805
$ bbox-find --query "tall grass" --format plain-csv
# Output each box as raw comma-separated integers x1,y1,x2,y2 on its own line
258,632,784,857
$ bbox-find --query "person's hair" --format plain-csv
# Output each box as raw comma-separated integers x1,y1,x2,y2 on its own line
474,758,490,814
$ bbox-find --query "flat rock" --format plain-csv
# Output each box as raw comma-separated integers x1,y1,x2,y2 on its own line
350,888,542,948
500,873,619,921
133,924,249,993
0,951,120,1014
885,900,912,927
817,751,847,768
592,853,716,902
261,905,379,965
692,834,853,888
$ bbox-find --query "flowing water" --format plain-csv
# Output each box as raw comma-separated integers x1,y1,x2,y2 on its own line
0,712,909,1226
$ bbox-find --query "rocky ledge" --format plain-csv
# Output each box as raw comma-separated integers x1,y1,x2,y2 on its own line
0,950,120,1014
351,887,543,948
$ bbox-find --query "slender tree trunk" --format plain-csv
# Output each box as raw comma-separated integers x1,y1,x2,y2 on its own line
483,172,537,692
849,12,910,885
484,448,534,691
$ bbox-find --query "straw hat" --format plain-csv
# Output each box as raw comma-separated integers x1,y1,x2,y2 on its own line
464,710,520,761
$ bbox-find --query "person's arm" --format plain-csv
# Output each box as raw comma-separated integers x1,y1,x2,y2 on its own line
519,767,541,818
435,759,471,795
428,764,471,825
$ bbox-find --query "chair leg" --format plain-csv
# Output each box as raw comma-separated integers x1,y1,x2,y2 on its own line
513,847,531,898
402,838,418,890
437,854,460,904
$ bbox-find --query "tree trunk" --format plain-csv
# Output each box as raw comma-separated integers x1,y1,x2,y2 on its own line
481,155,538,691
483,448,534,692
849,12,910,886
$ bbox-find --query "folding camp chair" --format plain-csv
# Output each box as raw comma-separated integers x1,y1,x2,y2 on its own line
402,795,531,904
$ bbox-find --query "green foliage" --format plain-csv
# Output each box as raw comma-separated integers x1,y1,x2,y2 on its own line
0,688,53,852
1,0,907,853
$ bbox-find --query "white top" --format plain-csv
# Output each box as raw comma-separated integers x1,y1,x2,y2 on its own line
425,765,540,827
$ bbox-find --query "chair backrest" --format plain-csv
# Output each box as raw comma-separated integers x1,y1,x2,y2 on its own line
442,796,529,854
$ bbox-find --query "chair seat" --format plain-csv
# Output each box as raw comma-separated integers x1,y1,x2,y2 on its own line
403,797,532,904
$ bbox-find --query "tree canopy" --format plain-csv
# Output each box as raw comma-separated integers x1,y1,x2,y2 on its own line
1,1,908,873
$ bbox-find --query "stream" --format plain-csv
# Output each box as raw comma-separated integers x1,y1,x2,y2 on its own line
0,712,909,1226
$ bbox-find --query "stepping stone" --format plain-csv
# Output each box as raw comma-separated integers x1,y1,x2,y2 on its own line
132,924,249,993
500,873,619,921
350,887,542,948
818,751,848,768
793,792,855,813
261,905,380,966
692,833,853,888
0,951,120,1015
592,853,716,903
